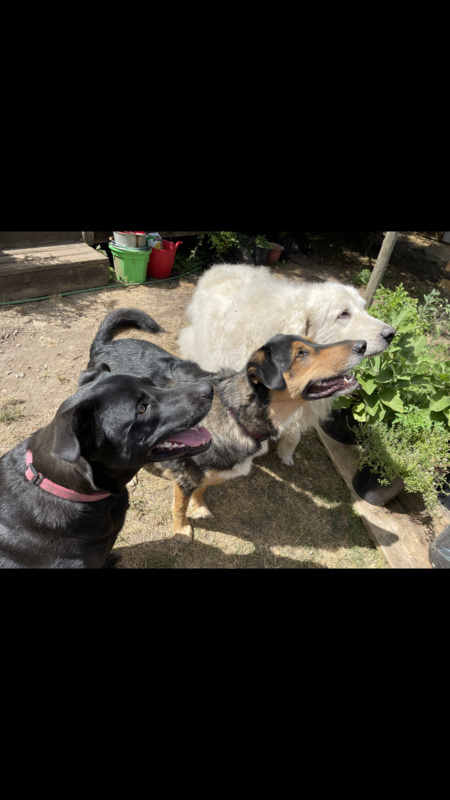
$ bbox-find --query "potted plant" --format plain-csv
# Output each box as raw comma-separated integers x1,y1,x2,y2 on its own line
352,411,450,510
268,242,285,264
253,234,275,266
273,231,294,262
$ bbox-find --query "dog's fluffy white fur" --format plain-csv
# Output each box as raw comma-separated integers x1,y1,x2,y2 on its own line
179,264,394,465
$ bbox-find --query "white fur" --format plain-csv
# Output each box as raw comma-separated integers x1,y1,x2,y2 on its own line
218,440,269,481
179,264,393,464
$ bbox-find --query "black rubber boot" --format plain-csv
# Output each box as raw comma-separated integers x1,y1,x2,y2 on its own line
429,525,450,569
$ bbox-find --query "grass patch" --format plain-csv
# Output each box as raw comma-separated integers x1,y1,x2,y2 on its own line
0,397,23,424
40,369,69,383
145,553,177,569
112,435,386,570
295,439,317,460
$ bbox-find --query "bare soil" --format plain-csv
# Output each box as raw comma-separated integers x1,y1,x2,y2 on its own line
299,231,449,299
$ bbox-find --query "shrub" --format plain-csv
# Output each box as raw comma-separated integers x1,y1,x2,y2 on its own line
334,284,450,430
354,411,450,510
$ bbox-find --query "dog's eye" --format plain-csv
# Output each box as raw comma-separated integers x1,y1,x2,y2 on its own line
339,311,350,319
138,404,148,414
297,350,307,359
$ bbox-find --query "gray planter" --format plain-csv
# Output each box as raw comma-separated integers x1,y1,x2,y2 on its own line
352,467,405,506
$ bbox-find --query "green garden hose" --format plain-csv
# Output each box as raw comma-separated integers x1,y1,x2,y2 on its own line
0,265,205,308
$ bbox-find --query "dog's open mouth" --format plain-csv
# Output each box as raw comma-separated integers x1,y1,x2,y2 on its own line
303,374,359,400
150,426,212,461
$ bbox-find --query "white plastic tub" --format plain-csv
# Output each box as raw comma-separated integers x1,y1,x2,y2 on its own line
114,231,147,248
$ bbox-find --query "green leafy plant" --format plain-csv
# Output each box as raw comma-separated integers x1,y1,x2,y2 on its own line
333,283,450,507
108,264,119,283
334,284,450,428
354,412,450,510
255,234,275,250
352,268,372,286
372,283,425,328
417,288,450,335
186,231,241,264
207,231,240,259
237,233,254,250
183,231,293,266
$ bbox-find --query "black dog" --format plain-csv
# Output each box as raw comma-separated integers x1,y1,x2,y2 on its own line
89,309,366,543
0,366,213,568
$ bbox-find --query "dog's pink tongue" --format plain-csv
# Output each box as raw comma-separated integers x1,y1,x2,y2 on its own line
168,426,211,447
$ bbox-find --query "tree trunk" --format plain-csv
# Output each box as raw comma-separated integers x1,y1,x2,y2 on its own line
365,232,399,307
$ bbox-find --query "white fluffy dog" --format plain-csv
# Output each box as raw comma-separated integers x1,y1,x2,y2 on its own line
179,264,396,465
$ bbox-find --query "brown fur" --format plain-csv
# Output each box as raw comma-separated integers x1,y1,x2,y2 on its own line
268,340,363,427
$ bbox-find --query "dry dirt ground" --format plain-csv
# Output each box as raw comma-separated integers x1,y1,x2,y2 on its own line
300,231,450,299
0,269,388,569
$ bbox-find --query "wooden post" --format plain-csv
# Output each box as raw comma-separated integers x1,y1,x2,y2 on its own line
365,231,399,307
82,231,95,245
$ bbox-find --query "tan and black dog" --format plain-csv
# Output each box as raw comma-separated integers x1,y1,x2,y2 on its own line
89,309,367,543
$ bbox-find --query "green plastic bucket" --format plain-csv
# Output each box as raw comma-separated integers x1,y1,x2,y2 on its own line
109,243,150,284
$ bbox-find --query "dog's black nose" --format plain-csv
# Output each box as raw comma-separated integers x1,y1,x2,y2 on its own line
353,340,367,355
198,381,214,399
381,326,397,344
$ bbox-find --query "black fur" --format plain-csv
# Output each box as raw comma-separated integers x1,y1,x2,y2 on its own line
89,308,214,386
0,364,213,568
91,308,164,351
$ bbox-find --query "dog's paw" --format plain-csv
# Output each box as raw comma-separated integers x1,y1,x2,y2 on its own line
174,525,194,544
279,453,295,467
188,502,212,519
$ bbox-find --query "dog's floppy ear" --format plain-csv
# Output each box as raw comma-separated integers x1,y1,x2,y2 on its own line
52,398,104,463
247,348,287,391
78,362,111,388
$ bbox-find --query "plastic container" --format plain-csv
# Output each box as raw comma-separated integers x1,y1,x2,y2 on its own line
352,467,405,507
274,237,294,262
109,238,150,252
109,243,151,284
268,243,285,264
429,525,450,568
320,409,360,445
114,231,147,248
147,232,163,250
253,245,270,266
148,240,183,279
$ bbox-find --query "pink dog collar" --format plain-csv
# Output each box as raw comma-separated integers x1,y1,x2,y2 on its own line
25,450,112,502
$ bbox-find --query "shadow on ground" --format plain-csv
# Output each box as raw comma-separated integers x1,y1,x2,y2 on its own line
115,540,327,569
115,436,385,570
